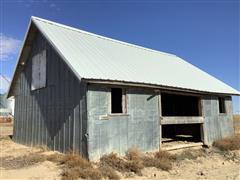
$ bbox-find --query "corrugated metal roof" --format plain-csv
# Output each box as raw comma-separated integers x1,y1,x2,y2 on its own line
8,17,240,96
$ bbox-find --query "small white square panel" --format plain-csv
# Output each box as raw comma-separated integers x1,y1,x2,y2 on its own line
31,50,46,90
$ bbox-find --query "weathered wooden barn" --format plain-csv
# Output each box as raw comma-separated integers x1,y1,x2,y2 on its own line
7,17,240,160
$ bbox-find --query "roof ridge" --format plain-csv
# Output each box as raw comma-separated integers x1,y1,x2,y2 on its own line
31,16,176,58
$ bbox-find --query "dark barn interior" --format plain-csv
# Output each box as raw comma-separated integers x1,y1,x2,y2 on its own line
111,88,123,113
161,93,201,116
161,93,203,148
162,124,202,142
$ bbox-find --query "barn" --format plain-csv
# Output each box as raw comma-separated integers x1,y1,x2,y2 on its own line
7,17,240,160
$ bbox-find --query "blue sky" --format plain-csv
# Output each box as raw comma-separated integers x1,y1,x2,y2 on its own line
0,0,239,113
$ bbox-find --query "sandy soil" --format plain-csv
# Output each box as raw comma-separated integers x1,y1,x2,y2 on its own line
0,136,239,180
0,123,13,136
0,137,61,180
137,150,240,180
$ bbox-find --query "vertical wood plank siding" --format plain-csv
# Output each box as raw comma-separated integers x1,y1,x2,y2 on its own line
202,96,234,145
87,85,160,160
12,31,88,157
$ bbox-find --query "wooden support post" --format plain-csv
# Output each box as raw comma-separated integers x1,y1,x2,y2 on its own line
158,90,162,150
200,98,208,145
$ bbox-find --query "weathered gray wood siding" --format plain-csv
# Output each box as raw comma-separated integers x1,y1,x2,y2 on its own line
87,85,160,160
202,96,234,145
13,31,88,156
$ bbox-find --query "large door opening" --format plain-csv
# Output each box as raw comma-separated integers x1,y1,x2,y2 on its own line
161,124,203,150
161,93,201,116
160,92,203,150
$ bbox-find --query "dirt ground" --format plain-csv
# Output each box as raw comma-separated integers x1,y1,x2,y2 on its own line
0,137,61,179
0,136,239,180
138,149,240,180
0,123,13,136
234,115,240,135
0,117,240,179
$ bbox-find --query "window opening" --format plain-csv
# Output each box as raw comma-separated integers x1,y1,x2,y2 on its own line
111,88,123,113
218,97,226,113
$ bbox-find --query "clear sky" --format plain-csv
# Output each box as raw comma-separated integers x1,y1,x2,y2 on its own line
0,0,239,113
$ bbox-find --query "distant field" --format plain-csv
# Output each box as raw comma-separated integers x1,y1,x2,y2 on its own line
233,115,240,135
0,122,13,136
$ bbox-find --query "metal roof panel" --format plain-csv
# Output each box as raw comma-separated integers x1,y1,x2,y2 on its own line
12,17,240,96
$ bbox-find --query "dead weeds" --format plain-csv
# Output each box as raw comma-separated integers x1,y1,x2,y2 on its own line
100,152,144,176
155,150,176,160
98,165,120,180
46,153,65,164
0,153,46,169
142,155,172,171
213,135,240,151
60,152,102,180
126,148,142,161
176,149,207,161
63,152,92,168
0,136,11,141
62,166,102,180
2,137,239,180
60,152,121,180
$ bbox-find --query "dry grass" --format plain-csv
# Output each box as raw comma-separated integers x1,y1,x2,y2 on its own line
60,152,102,180
0,136,11,141
100,152,144,176
142,156,172,171
141,150,176,171
155,150,176,160
0,148,119,180
234,115,240,135
4,138,239,180
63,152,92,168
126,149,175,172
213,135,240,151
60,152,120,180
0,153,46,169
46,153,65,163
125,160,144,175
176,149,207,161
100,153,126,172
62,167,102,180
125,148,144,175
98,165,120,180
233,115,240,121
126,148,142,161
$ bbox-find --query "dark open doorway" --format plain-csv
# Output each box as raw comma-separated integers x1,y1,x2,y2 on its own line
161,123,203,150
161,93,201,116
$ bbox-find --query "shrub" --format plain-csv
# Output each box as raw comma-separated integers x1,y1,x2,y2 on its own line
125,148,144,175
0,153,46,169
142,156,172,171
100,152,144,175
62,167,102,180
125,160,143,175
213,135,240,151
139,151,175,171
63,152,92,169
155,151,176,160
176,149,207,161
100,153,127,172
46,153,65,164
61,152,102,180
126,148,142,161
98,165,120,180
